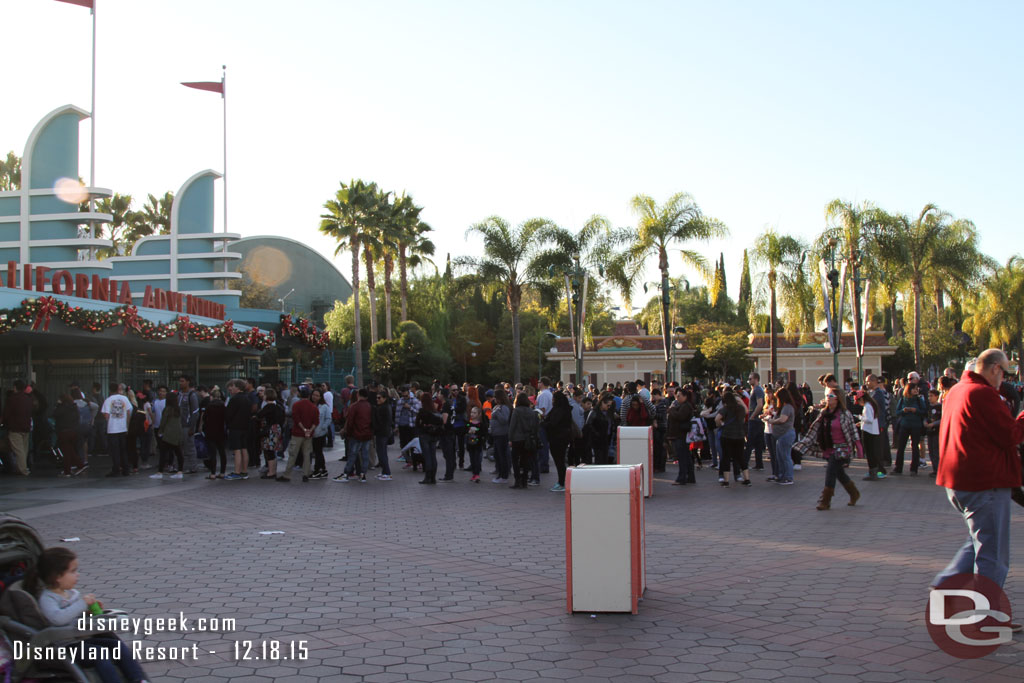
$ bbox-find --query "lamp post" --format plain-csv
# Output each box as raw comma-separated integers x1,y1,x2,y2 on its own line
460,338,480,383
278,288,295,313
537,331,558,383
671,326,686,384
821,238,842,381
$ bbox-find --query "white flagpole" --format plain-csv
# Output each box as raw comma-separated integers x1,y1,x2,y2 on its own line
222,65,228,288
89,0,97,245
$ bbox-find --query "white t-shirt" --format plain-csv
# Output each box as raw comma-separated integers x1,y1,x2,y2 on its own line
152,398,166,428
102,394,134,434
324,390,334,413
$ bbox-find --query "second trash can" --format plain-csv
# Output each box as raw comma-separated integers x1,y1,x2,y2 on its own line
616,425,653,497
565,464,646,614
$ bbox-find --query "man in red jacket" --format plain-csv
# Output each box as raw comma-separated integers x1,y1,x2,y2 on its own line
934,349,1024,595
1,379,33,475
335,389,372,483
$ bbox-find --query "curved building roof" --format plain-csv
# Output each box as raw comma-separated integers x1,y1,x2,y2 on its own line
231,235,352,324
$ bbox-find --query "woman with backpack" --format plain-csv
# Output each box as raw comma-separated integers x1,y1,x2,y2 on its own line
508,392,540,490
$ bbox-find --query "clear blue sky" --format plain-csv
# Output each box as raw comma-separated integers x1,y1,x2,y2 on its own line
4,0,1022,304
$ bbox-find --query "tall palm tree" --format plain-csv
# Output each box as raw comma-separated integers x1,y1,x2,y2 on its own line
94,193,135,257
391,193,435,323
752,228,805,383
925,217,994,322
320,179,380,385
779,251,817,339
534,215,613,356
456,216,553,383
607,192,726,380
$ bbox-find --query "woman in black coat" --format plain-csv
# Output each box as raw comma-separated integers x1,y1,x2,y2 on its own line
543,392,573,492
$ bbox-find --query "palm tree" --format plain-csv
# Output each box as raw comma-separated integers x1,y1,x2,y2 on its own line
963,257,1024,359
926,218,994,322
391,193,435,323
607,192,727,380
752,228,805,383
534,215,613,357
456,216,553,383
320,179,380,385
0,151,22,191
779,251,817,339
94,193,135,257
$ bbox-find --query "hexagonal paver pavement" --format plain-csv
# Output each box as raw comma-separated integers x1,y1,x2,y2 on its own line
3,444,1023,681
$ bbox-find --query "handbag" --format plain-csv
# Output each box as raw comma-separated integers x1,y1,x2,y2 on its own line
831,442,853,466
686,418,706,444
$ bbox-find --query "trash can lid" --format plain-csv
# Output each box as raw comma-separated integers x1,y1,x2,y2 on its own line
618,426,652,440
567,465,635,494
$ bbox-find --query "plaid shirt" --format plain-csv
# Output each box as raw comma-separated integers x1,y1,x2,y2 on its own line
395,394,421,428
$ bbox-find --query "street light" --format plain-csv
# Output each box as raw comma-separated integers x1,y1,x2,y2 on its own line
278,288,295,313
821,238,842,381
671,326,686,384
458,337,480,383
537,331,558,383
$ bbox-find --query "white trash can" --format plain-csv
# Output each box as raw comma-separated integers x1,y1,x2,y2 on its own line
565,464,645,614
616,426,653,498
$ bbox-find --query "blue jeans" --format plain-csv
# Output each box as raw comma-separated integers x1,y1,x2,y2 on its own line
344,439,370,476
492,434,510,479
711,429,722,468
773,430,796,482
421,435,438,476
84,636,146,683
744,419,765,468
673,438,694,483
375,435,391,476
535,425,550,475
933,488,1012,588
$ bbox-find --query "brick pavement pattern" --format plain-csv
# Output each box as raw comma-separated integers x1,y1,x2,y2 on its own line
4,449,1024,682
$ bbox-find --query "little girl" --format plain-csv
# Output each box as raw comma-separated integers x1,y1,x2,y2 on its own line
25,547,148,683
466,406,488,483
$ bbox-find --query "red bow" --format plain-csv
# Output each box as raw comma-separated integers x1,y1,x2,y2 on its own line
221,320,235,344
122,305,141,335
32,297,59,331
177,316,191,342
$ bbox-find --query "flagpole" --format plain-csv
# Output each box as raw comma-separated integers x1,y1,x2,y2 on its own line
222,65,228,288
89,0,97,245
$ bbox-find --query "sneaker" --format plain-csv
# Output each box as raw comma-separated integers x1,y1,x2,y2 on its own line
224,473,242,480
720,480,729,487
377,474,392,480
169,472,184,480
766,476,777,482
333,474,349,482
741,479,752,487
57,472,72,478
528,480,540,487
470,475,480,483
492,478,508,484
439,477,455,483
149,473,164,479
549,484,565,492
779,479,794,485
360,476,367,483
240,472,249,480
396,456,407,463
74,463,90,476
793,464,802,470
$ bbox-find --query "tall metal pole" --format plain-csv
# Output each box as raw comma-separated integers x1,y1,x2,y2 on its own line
88,2,97,249
222,65,229,288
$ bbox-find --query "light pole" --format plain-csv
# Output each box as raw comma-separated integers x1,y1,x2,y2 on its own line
537,331,557,383
459,337,480,383
671,326,686,384
821,238,842,381
278,288,295,313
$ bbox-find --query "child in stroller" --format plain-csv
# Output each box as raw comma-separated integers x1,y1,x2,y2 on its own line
24,547,148,683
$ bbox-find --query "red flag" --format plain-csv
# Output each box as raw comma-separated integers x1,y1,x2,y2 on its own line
54,0,94,8
182,81,224,94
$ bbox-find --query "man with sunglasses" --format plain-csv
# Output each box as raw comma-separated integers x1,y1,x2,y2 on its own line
933,348,1024,623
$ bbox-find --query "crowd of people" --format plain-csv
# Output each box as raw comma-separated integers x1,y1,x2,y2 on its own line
0,365,997,506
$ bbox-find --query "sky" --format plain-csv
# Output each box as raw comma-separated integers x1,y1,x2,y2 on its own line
4,0,1023,308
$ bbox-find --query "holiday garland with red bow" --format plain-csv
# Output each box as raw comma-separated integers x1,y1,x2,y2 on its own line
0,297,278,351
279,314,329,351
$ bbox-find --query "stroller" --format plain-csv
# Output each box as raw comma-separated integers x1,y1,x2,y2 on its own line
0,514,140,682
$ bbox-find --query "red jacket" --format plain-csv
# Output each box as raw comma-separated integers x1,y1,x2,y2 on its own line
344,399,373,441
936,371,1024,491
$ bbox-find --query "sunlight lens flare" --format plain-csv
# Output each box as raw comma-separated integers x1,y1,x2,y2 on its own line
54,177,88,204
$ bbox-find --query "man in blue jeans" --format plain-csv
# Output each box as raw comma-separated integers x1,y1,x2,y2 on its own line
744,373,765,471
933,350,1024,636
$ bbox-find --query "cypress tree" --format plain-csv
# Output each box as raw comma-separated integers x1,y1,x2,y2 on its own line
738,249,752,330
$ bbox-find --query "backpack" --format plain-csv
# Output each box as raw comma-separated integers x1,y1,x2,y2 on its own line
77,401,92,429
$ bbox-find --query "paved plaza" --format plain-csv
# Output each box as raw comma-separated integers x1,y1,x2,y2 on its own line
3,448,1024,682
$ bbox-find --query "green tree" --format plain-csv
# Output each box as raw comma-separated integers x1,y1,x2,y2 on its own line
710,255,726,309
93,192,135,257
752,228,805,383
319,179,381,385
456,216,553,383
390,192,435,324
0,151,21,191
737,249,752,330
606,192,727,381
963,256,1024,360
238,267,275,309
699,328,752,380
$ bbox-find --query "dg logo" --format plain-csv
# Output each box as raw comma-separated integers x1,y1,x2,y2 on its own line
927,573,1013,658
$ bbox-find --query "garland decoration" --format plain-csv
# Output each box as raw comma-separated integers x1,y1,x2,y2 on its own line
279,314,329,350
0,298,276,351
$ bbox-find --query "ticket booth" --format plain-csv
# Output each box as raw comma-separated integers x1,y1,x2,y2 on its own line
616,426,653,498
565,464,646,614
